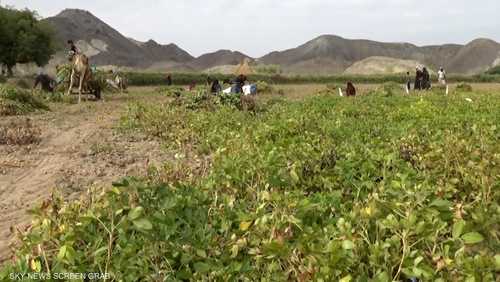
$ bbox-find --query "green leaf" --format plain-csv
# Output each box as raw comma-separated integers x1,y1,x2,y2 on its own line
230,245,239,258
339,275,352,282
290,168,300,183
193,262,210,273
128,206,144,220
414,256,424,266
452,220,466,239
430,199,452,210
93,247,108,257
494,254,500,271
374,272,389,282
239,221,252,231
342,240,355,250
196,249,207,258
133,218,153,231
461,232,484,244
57,245,67,261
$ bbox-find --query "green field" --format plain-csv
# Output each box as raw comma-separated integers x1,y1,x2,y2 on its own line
1,84,498,281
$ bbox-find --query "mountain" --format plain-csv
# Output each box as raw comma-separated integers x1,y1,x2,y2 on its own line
260,35,500,74
140,40,194,63
189,50,252,70
446,39,500,74
43,9,193,69
43,9,500,74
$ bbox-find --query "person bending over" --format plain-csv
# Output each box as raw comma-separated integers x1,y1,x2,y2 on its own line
33,73,56,93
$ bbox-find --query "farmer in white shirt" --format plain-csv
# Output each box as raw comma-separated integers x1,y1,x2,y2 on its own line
438,67,447,85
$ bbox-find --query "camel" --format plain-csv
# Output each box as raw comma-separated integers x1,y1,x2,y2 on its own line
67,53,91,103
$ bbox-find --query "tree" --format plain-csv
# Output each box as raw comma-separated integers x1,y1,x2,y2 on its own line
0,6,56,76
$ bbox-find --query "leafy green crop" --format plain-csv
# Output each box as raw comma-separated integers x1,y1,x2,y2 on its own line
0,84,49,115
1,90,499,281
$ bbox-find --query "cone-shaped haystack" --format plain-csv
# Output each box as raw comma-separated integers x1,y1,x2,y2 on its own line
234,58,254,76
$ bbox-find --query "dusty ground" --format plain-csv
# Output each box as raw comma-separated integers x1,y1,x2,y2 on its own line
0,88,171,264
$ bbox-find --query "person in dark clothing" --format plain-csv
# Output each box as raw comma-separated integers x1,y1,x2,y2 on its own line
165,74,172,86
415,68,423,91
67,40,79,61
233,74,247,94
346,82,356,96
33,74,56,93
67,40,78,53
406,71,412,92
210,79,222,94
422,67,431,90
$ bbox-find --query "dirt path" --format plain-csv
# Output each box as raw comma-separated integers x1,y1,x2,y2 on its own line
0,91,169,264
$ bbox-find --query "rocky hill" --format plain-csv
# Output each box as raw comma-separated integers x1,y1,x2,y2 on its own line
260,35,500,74
188,50,252,70
44,9,194,69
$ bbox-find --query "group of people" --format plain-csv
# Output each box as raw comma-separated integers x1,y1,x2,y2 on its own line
167,74,252,95
406,66,447,92
205,75,252,95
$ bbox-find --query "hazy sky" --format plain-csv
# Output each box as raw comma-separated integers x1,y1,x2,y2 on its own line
3,0,499,57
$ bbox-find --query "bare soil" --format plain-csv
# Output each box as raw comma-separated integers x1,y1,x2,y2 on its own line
0,89,170,264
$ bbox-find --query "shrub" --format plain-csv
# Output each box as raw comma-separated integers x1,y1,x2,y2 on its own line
0,85,49,115
255,81,275,94
155,86,185,98
485,65,500,75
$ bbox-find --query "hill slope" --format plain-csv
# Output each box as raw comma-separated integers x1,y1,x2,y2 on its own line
447,39,500,74
188,50,252,70
344,56,423,75
260,35,499,74
44,9,193,68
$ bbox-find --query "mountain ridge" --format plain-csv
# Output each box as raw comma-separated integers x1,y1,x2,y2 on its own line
44,9,500,74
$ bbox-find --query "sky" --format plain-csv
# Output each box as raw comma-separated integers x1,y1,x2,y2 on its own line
2,0,500,57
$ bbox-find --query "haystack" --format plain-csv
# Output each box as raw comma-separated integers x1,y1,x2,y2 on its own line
234,58,254,76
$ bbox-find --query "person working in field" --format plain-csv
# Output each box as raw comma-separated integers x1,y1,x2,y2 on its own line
210,79,222,94
414,67,423,90
406,71,412,93
67,40,79,61
422,67,431,90
232,74,247,94
346,82,356,96
33,73,56,93
438,67,447,85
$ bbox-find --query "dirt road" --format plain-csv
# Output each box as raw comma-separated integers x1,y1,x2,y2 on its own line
0,91,169,264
